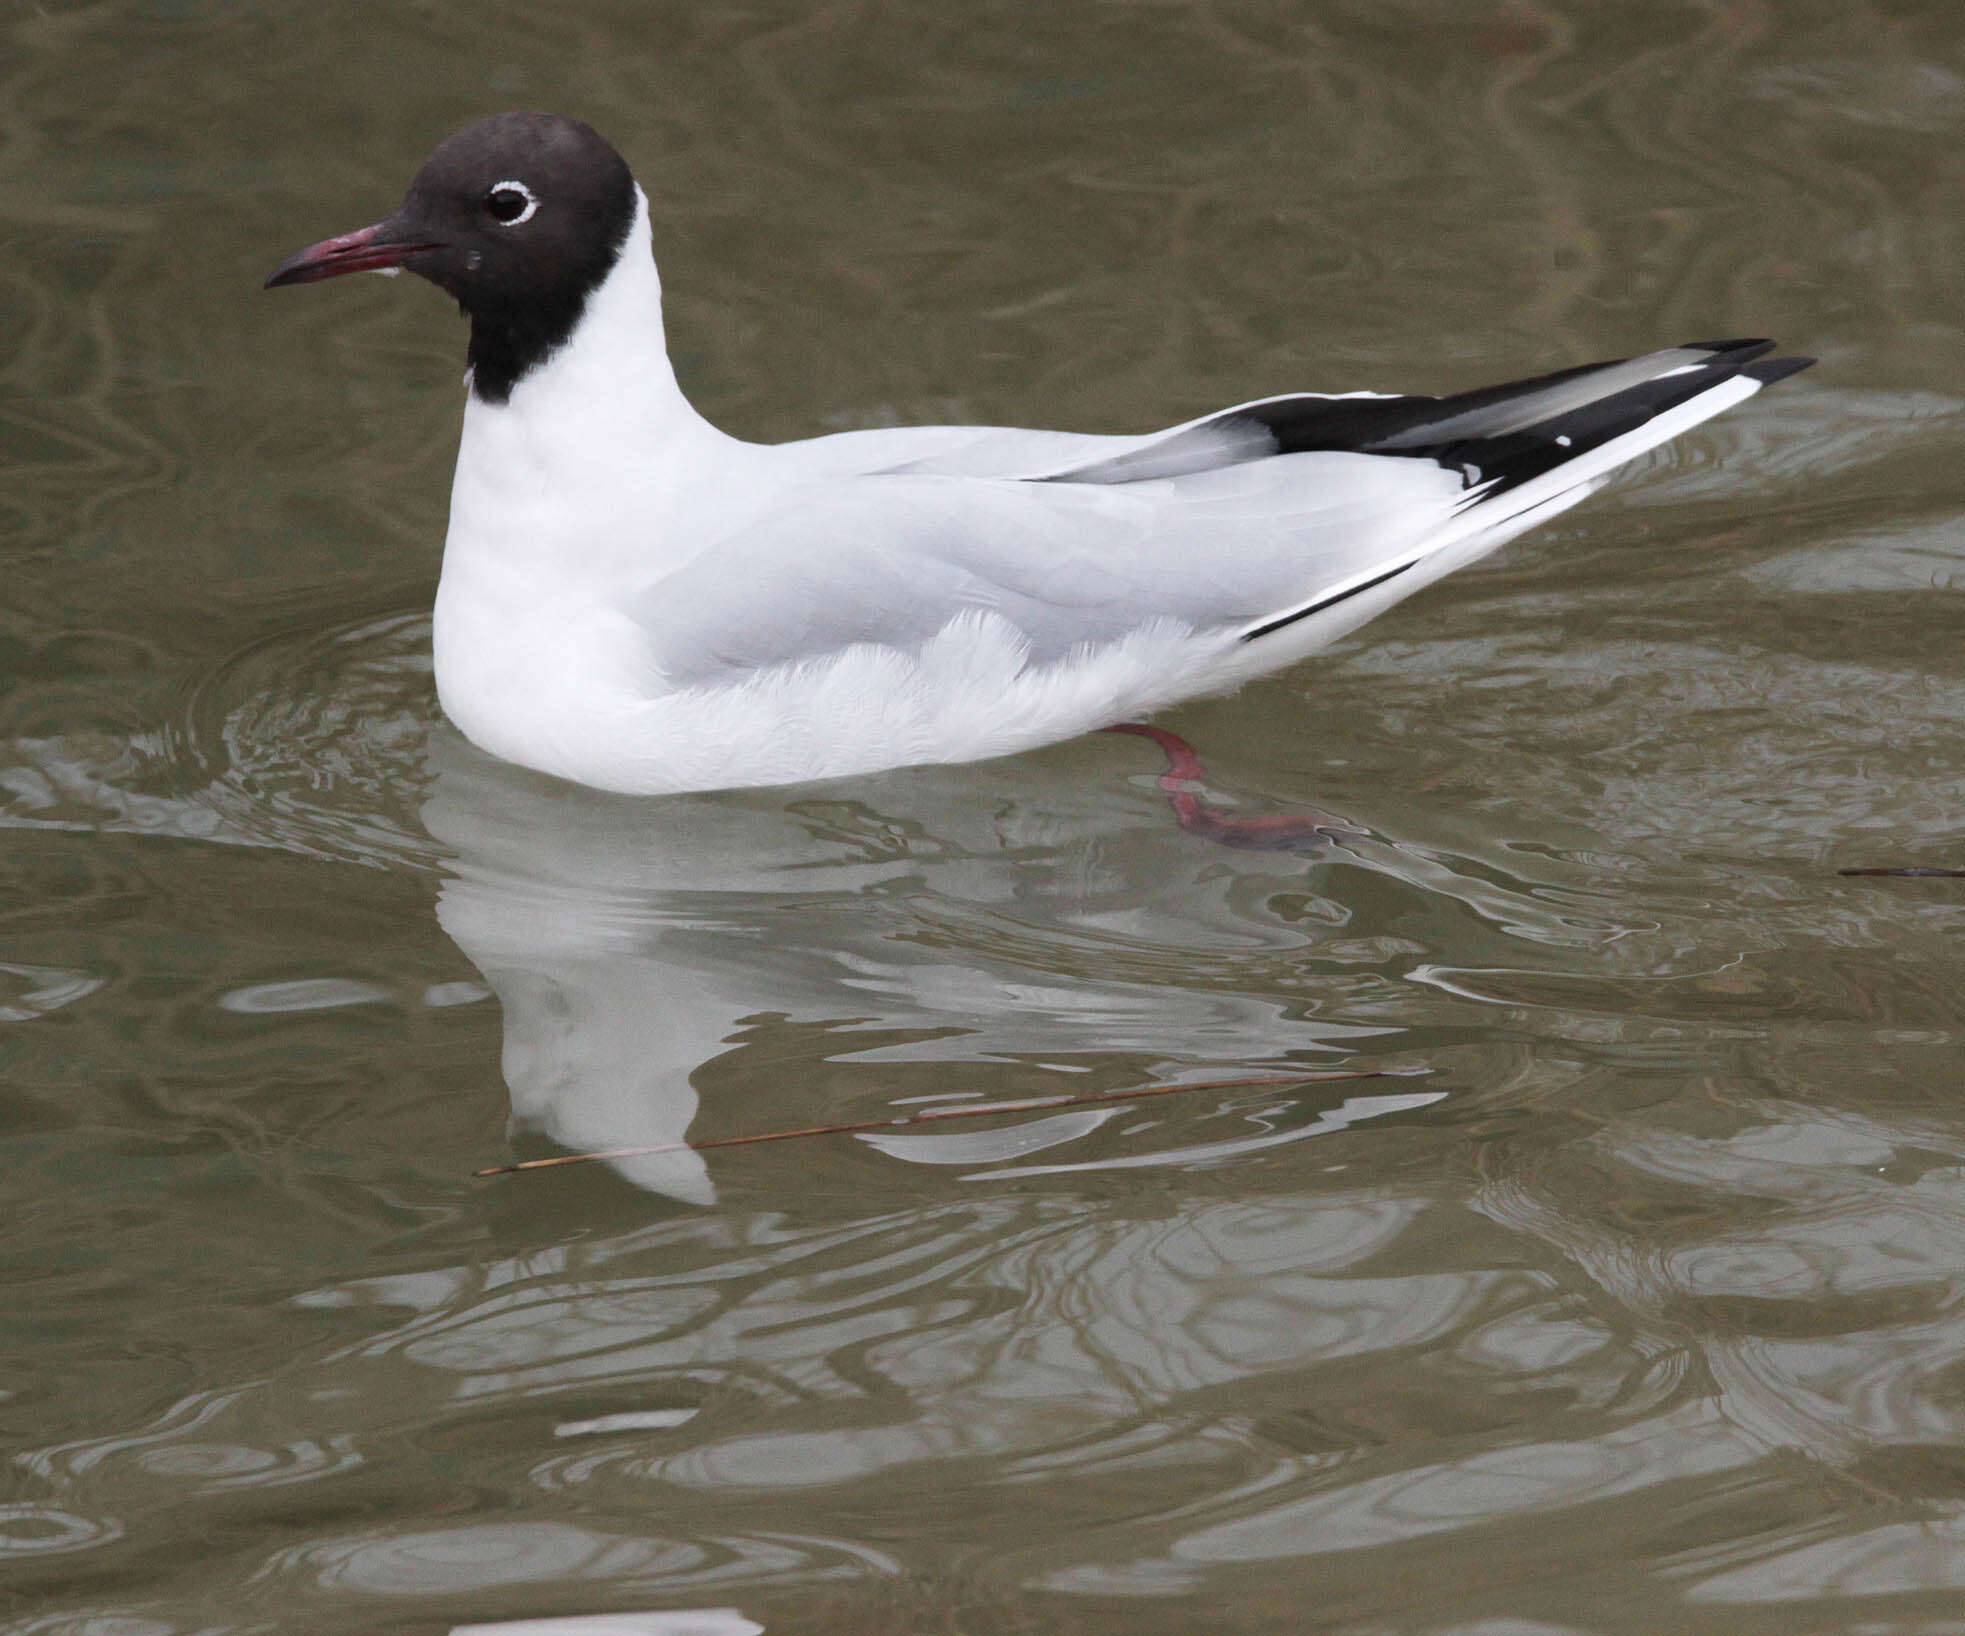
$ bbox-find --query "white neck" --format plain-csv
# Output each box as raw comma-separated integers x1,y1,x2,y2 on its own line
433,186,755,767
465,187,707,438
445,186,740,578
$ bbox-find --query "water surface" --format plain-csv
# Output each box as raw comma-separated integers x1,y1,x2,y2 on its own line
7,3,1965,1632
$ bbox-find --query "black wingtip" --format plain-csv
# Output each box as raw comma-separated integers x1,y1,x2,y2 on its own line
1683,338,1777,361
1743,355,1816,386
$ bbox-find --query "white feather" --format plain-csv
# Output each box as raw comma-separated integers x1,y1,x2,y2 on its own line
430,189,1793,795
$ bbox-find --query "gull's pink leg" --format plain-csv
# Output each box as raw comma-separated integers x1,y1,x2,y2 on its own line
1103,724,1361,851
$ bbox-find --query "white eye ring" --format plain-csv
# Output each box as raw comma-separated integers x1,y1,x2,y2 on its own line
487,180,539,226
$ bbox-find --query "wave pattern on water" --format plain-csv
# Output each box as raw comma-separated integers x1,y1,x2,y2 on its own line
12,2,1965,1633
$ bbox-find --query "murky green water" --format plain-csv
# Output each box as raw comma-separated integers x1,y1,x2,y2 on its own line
7,2,1965,1631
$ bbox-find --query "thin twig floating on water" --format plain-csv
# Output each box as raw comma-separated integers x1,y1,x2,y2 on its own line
1839,866,1965,878
474,1067,1430,1177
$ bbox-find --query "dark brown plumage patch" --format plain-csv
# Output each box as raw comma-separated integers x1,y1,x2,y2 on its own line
379,112,637,403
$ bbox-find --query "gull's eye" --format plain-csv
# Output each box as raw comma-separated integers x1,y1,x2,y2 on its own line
486,181,538,226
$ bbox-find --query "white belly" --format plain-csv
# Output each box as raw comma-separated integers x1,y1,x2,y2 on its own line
433,571,1239,796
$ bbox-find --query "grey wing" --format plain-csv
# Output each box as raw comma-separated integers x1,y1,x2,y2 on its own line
635,340,1806,686
782,394,1397,482
809,343,1797,485
632,457,1466,688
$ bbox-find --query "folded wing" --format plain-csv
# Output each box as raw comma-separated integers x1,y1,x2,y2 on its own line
635,340,1811,688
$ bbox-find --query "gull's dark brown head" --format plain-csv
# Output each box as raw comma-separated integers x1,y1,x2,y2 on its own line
267,112,637,404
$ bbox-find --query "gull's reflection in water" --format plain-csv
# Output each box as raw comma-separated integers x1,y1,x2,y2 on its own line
422,727,1392,1203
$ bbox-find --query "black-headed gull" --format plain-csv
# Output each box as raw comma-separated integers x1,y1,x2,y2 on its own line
268,112,1812,797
